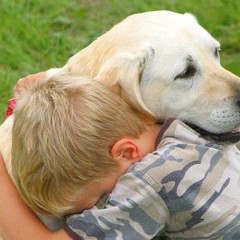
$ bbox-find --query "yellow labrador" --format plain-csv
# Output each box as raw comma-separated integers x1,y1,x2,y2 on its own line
56,11,240,135
1,10,240,234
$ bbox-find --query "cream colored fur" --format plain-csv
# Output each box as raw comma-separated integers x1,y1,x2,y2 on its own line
1,10,240,236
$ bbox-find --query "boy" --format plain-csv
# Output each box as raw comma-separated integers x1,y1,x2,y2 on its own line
1,75,163,239
1,75,240,239
11,75,153,217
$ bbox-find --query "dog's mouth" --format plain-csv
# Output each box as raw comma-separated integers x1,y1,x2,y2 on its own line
190,125,240,142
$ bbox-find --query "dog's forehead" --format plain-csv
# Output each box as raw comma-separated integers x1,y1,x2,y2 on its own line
119,11,219,48
124,11,198,28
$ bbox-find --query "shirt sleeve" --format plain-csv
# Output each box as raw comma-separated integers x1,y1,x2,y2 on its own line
64,172,169,240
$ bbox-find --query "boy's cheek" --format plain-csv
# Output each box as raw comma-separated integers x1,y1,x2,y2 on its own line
68,196,100,214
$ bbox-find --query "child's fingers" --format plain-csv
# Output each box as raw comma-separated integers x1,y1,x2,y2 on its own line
13,72,47,97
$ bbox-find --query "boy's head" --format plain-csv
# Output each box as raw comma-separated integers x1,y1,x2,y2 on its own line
12,76,147,216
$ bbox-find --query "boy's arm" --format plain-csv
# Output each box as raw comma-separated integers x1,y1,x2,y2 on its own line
65,172,168,239
0,153,71,240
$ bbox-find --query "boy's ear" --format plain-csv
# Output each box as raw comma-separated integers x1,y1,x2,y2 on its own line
111,139,142,163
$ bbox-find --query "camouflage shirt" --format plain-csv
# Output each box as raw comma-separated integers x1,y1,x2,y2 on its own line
64,119,240,239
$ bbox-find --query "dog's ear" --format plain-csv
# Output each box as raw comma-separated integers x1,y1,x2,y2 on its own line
94,46,155,121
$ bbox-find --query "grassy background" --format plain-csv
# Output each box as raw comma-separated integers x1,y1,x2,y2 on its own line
0,0,240,122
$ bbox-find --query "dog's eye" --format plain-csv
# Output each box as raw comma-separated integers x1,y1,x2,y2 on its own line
175,65,196,80
214,47,221,58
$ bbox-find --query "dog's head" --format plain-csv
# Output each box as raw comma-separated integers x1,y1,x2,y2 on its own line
66,11,240,140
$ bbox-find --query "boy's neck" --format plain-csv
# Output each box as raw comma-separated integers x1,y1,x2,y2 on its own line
135,124,162,159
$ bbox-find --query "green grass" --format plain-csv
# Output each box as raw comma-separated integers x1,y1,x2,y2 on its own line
0,0,240,121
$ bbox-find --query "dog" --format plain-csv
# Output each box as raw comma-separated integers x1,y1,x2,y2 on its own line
56,10,240,137
1,10,240,236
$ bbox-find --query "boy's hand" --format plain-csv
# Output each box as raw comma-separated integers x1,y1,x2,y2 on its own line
4,71,47,119
13,71,47,98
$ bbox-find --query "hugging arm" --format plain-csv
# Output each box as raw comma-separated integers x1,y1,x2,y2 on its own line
65,172,167,239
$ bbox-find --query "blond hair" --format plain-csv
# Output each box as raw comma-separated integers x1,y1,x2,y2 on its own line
12,76,146,217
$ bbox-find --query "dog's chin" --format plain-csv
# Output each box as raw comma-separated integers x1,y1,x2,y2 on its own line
189,124,240,142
